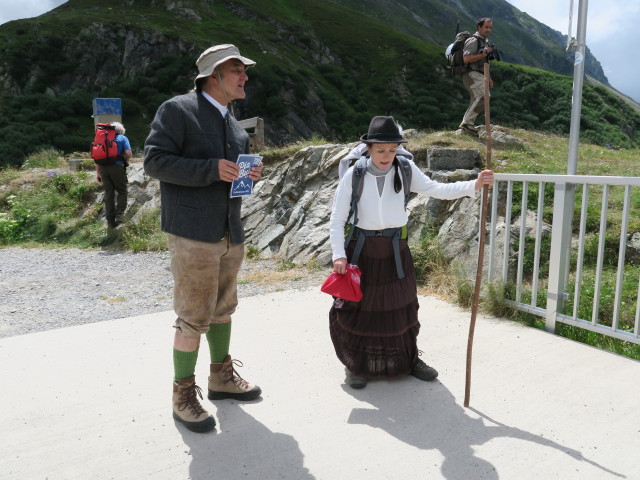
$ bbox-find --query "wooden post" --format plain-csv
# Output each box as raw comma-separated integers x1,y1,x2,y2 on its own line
464,62,492,408
237,117,265,149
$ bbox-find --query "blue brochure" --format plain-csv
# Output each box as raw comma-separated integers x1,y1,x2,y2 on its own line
230,154,263,198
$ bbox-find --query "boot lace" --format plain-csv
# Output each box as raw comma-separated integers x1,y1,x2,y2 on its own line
178,383,207,417
414,350,431,372
222,358,250,390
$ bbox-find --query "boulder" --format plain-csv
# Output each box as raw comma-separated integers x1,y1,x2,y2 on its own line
427,148,480,170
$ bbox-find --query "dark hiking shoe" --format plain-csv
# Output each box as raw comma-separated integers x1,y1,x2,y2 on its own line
208,355,262,401
411,358,439,381
459,123,479,135
345,368,368,389
173,375,216,433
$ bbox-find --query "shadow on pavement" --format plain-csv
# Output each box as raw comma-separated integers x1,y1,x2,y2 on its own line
178,402,316,480
343,379,623,480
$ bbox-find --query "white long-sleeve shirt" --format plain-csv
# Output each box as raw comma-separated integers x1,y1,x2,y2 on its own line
329,157,477,261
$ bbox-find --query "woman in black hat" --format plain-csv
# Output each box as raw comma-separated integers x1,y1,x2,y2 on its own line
328,115,493,389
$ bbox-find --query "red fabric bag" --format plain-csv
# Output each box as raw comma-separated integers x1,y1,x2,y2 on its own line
320,264,363,302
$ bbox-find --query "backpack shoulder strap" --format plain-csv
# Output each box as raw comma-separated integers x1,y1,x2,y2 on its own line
396,156,413,208
348,157,367,221
344,157,367,248
471,33,486,52
351,157,367,206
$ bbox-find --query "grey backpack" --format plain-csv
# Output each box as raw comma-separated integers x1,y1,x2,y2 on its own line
344,156,413,247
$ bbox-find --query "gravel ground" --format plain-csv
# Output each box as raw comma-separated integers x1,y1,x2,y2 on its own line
0,247,331,338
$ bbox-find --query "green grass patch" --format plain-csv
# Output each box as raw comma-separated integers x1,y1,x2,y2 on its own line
120,207,167,252
22,148,65,170
0,170,103,246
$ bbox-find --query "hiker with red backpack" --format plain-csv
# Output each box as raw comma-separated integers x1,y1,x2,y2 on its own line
328,116,494,389
93,121,132,228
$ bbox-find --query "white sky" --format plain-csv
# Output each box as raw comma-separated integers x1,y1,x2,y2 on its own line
507,0,640,103
0,0,638,102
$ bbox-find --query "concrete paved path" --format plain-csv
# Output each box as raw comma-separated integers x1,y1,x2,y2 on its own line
1,289,639,480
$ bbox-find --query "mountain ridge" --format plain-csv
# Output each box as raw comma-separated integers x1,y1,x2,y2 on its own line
0,0,637,167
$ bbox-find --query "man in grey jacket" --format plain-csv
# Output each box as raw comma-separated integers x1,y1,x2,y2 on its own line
144,44,263,433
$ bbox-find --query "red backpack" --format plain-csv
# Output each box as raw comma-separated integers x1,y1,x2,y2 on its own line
91,123,119,165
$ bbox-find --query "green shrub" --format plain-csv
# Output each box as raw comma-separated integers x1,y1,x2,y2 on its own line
483,282,514,318
0,167,21,185
455,270,475,308
0,195,33,243
521,235,551,278
412,228,447,285
581,233,619,268
277,258,297,271
120,208,167,252
246,244,261,260
0,170,99,246
555,324,640,360
23,148,64,169
32,215,58,241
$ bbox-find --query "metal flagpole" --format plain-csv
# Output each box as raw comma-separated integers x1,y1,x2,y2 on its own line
555,0,589,311
566,0,575,51
464,61,492,408
567,0,588,175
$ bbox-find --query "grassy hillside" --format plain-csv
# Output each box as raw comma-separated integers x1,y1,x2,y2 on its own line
2,126,638,249
0,0,638,169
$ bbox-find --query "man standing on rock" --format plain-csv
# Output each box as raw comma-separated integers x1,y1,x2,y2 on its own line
144,44,263,433
459,18,494,135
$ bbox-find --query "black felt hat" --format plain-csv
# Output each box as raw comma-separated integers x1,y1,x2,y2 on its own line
360,116,407,143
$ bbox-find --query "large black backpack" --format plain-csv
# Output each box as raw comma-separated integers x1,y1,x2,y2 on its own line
446,31,472,77
446,31,484,77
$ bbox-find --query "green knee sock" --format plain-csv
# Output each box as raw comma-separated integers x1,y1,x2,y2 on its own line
206,322,232,363
173,348,199,382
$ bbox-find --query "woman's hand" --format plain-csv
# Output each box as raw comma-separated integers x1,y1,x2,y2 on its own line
333,257,347,275
475,169,494,190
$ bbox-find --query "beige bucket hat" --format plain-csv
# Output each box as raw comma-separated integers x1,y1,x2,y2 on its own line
194,44,256,86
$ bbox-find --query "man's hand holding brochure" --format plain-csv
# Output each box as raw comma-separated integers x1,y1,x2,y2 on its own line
230,154,263,197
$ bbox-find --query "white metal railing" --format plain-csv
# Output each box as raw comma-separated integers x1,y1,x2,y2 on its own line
487,173,640,345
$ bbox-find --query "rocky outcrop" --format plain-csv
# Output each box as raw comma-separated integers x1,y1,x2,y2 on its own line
119,146,495,275
115,146,640,279
241,144,485,268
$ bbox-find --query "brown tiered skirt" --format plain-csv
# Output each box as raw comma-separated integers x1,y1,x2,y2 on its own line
329,236,420,378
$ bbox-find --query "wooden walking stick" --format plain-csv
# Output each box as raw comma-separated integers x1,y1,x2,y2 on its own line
464,61,492,408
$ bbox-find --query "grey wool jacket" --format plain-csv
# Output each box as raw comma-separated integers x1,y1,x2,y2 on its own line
144,92,251,244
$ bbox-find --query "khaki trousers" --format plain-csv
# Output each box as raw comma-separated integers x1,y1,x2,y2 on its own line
168,234,244,338
461,70,488,126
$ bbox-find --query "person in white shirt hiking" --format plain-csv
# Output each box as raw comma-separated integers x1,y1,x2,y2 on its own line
328,115,493,389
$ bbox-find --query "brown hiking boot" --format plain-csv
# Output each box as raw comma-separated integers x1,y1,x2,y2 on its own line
208,355,262,401
459,123,479,136
172,375,216,433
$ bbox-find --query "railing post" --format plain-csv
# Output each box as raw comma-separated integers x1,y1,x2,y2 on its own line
545,182,575,332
